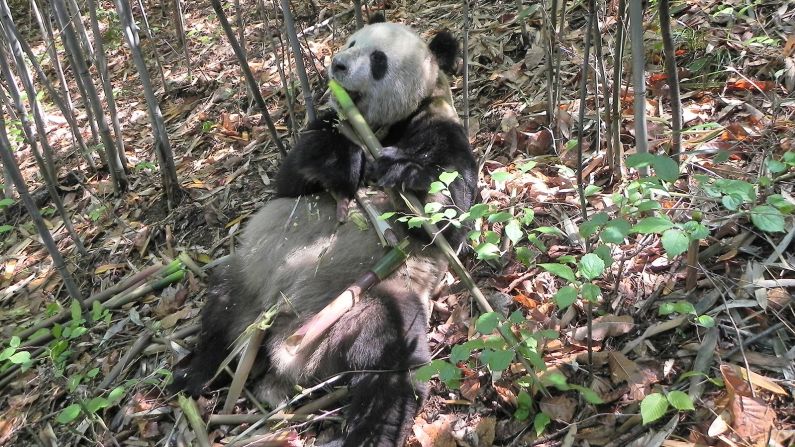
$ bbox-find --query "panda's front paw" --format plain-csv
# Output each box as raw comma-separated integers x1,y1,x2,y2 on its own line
368,147,430,191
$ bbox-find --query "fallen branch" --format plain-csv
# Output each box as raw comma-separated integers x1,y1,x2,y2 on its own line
178,394,211,447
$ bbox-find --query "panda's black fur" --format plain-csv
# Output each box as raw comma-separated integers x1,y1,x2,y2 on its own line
172,19,476,447
275,22,475,236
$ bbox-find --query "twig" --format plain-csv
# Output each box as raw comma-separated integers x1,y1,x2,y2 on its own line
178,395,211,447
98,332,152,389
209,0,287,156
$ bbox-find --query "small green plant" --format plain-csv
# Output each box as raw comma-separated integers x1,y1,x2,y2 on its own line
87,205,108,222
56,386,126,424
134,161,157,172
0,336,33,373
640,390,695,424
658,300,715,327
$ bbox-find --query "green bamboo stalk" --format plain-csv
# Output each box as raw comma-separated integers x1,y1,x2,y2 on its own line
328,81,535,374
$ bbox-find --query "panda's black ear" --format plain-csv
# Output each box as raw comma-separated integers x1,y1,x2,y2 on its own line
368,12,386,24
429,31,459,75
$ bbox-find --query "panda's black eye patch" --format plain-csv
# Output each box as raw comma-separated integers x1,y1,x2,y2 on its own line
370,50,388,80
348,40,356,48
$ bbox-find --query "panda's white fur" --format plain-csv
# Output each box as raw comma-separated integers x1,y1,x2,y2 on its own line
330,22,440,127
173,19,476,447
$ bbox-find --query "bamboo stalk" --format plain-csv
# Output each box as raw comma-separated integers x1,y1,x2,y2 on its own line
284,239,410,355
327,81,535,374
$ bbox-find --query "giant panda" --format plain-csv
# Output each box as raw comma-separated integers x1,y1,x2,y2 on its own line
171,16,477,447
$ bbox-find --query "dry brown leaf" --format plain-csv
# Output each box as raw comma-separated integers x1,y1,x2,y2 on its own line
572,315,635,341
413,415,456,447
723,363,788,396
539,395,577,423
730,395,776,446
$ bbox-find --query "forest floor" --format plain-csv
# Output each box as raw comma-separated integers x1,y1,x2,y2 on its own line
1,0,795,446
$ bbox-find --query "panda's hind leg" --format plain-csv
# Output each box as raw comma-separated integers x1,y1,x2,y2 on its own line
314,288,430,447
171,263,263,397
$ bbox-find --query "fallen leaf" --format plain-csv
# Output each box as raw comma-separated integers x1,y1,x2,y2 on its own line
572,315,635,341
539,395,576,423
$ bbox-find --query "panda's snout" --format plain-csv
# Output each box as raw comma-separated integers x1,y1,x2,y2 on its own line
331,57,348,75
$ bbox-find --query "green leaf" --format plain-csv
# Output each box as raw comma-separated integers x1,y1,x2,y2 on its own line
514,390,532,421
86,397,110,413
767,158,787,174
515,246,534,266
553,286,577,309
715,179,755,202
640,393,669,424
659,300,696,316
651,155,679,181
491,171,510,184
108,386,126,403
443,208,457,219
379,211,396,220
428,181,445,194
450,344,473,364
579,212,609,238
578,253,605,280
600,219,631,244
0,225,13,234
696,314,716,327
626,153,656,169
750,205,785,233
538,263,576,283
533,412,551,435
0,198,14,208
508,310,525,324
584,184,602,197
505,219,524,245
466,204,490,221
683,221,710,240
520,208,535,225
517,161,537,173
482,349,513,371
661,229,688,259
488,212,513,223
633,217,674,234
0,347,15,361
534,226,565,237
581,283,601,302
666,390,695,411
439,171,459,185
407,216,426,229
416,359,454,382
9,336,20,348
424,202,443,213
593,245,614,267
9,351,30,364
476,312,502,334
766,194,795,214
56,404,82,424
722,194,743,211
637,199,661,212
70,299,82,323
571,384,603,404
68,375,82,393
474,242,500,260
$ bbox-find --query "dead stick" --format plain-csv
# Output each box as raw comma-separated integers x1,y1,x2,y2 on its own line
222,327,266,414
99,332,152,389
15,262,165,342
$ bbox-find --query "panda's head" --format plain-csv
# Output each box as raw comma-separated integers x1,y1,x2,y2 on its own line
329,18,459,127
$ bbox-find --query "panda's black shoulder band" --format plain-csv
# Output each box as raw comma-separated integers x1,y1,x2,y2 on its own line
428,31,459,75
